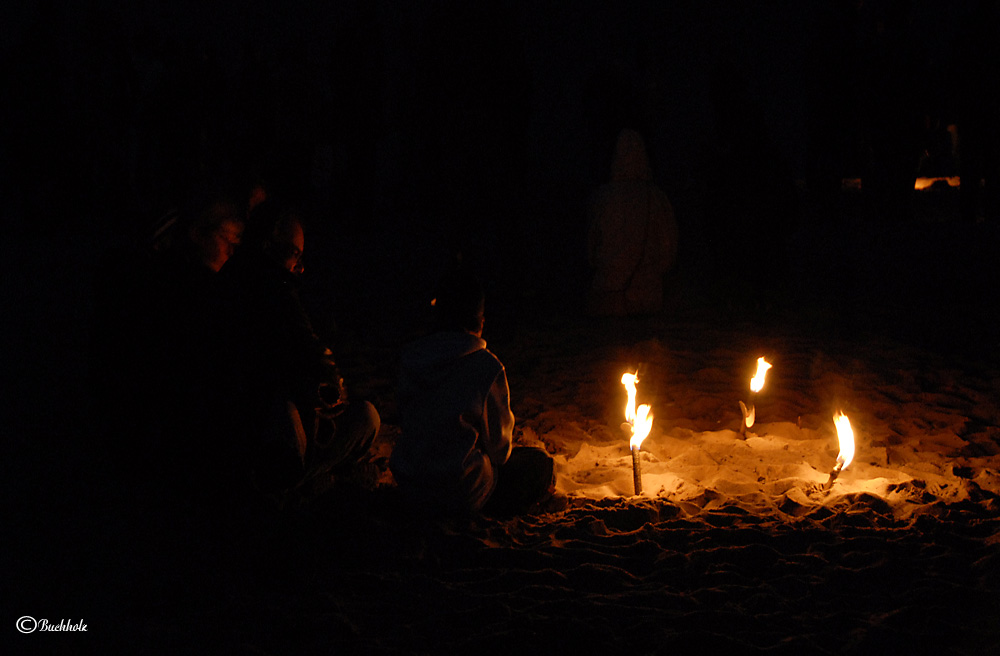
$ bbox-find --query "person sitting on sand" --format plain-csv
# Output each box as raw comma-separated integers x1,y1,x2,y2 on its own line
219,199,380,496
390,265,554,518
92,192,244,486
586,128,679,316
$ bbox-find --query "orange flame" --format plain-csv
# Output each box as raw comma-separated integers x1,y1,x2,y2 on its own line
621,372,638,423
833,411,855,471
750,357,772,394
622,372,653,449
631,403,653,449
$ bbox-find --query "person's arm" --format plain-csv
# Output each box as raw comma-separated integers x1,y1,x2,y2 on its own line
278,283,345,405
482,367,515,468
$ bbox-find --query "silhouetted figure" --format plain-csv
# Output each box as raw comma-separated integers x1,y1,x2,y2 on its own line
390,265,554,518
586,129,678,316
91,193,244,503
220,200,379,499
89,192,251,635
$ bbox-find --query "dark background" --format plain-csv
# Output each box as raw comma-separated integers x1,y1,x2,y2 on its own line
3,0,999,463
4,0,994,232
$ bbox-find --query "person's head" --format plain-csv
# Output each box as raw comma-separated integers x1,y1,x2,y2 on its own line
188,200,243,272
610,128,652,183
431,265,485,336
244,199,305,275
247,183,268,215
268,213,305,275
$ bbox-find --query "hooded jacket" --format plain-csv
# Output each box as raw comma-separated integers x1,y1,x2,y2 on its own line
390,331,514,514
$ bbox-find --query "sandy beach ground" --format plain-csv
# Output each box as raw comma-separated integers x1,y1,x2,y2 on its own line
7,186,1000,653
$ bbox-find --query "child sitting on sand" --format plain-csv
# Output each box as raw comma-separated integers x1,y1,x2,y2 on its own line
390,266,554,518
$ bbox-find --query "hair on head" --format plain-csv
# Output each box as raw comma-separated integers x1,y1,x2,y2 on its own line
432,264,485,334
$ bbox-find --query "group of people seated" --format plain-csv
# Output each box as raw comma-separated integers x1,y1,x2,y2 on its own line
92,186,554,520
91,126,677,522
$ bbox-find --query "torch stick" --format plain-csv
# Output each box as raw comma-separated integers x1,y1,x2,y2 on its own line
631,445,643,495
738,397,756,438
622,371,652,498
823,462,844,491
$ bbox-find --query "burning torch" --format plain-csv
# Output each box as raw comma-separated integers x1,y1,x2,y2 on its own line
739,357,771,438
621,372,653,496
824,411,856,490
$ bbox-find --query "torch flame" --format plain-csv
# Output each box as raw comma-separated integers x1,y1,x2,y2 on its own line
631,404,653,449
749,357,772,394
833,411,855,471
621,372,653,449
621,372,638,424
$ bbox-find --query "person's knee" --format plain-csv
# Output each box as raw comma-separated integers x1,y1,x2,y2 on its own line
354,400,380,437
342,400,380,456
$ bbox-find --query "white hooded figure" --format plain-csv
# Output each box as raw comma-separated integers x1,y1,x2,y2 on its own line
587,129,679,316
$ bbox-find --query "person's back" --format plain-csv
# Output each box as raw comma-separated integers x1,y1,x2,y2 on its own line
392,329,514,515
390,266,552,518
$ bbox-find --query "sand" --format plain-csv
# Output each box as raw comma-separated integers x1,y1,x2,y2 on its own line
8,189,1000,654
235,308,1000,655
506,319,1000,521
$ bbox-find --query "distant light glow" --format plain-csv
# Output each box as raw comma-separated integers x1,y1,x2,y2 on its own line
914,176,960,191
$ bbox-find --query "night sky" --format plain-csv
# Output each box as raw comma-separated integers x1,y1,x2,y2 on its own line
3,1,993,234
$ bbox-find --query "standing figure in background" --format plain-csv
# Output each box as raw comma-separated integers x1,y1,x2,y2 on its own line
587,128,678,316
